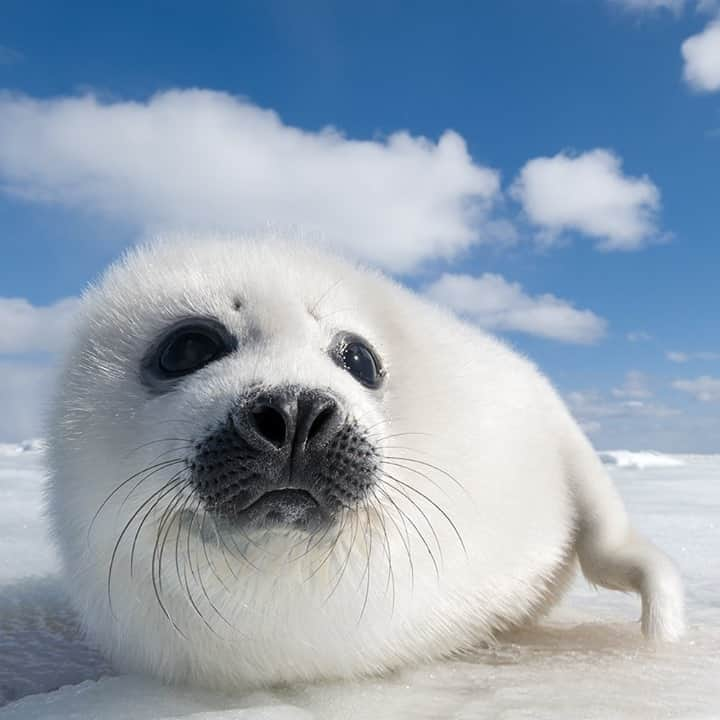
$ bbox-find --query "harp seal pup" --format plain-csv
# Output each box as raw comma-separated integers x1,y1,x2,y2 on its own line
46,236,685,690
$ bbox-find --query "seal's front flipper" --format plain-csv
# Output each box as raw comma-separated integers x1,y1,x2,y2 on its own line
567,436,685,642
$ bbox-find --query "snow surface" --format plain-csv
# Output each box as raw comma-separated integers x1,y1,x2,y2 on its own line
1,445,718,719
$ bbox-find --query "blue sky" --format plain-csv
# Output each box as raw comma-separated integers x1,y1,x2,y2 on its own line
1,0,719,450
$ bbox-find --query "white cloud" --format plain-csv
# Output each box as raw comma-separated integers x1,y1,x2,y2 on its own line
0,297,80,354
0,90,502,273
667,350,720,362
609,0,720,14
511,150,662,251
611,3,720,94
564,386,720,452
673,376,720,401
609,0,686,13
696,0,720,13
0,297,78,441
0,362,59,441
565,390,680,430
612,370,653,398
567,389,677,421
566,388,681,448
425,273,606,344
682,21,720,92
627,330,652,342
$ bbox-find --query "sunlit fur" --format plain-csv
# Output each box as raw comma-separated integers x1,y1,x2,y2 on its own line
46,236,685,691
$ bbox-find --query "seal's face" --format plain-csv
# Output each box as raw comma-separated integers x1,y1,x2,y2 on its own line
47,238,577,689
142,315,383,531
60,240,401,588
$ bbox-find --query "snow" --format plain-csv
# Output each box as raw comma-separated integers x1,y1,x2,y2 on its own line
1,445,718,719
0,442,58,583
0,440,45,458
599,449,686,469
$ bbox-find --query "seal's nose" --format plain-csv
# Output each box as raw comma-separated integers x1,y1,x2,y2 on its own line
247,389,343,455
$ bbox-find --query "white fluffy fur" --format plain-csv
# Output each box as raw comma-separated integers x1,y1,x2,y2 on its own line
46,236,685,690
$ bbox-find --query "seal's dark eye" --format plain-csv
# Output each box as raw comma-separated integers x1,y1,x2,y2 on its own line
143,319,236,388
332,333,384,389
159,329,223,376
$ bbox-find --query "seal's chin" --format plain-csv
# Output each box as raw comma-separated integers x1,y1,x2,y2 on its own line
232,488,329,530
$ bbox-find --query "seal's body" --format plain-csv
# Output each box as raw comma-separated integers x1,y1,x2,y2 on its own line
46,237,684,690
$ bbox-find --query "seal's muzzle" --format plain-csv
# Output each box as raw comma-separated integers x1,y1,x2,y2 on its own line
190,386,378,530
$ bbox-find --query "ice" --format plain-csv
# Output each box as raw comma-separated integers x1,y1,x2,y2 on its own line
599,449,686,469
0,441,46,458
0,443,58,583
1,445,718,719
0,445,111,706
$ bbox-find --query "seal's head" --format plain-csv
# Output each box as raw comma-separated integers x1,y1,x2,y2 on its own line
46,236,684,690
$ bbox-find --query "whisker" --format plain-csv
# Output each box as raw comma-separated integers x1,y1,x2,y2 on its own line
323,509,360,605
118,460,188,516
306,507,347,581
371,487,415,592
381,459,450,498
212,515,262,571
380,471,466,556
130,467,188,576
357,498,374,624
378,472,443,565
186,496,235,633
308,279,343,318
181,545,221,637
368,431,434,443
173,490,197,612
106,474,187,619
170,493,222,638
89,458,186,545
370,492,396,613
152,480,193,636
287,512,337,564
375,444,437,457
374,483,439,582
284,525,322,564
208,516,242,580
381,454,468,495
122,438,193,459
154,479,193,592
198,508,231,592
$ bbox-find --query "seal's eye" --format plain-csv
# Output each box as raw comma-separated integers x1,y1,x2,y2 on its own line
159,329,223,376
332,333,384,389
143,319,236,387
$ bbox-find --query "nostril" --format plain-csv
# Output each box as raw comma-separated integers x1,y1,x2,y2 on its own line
307,404,336,442
251,405,287,448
